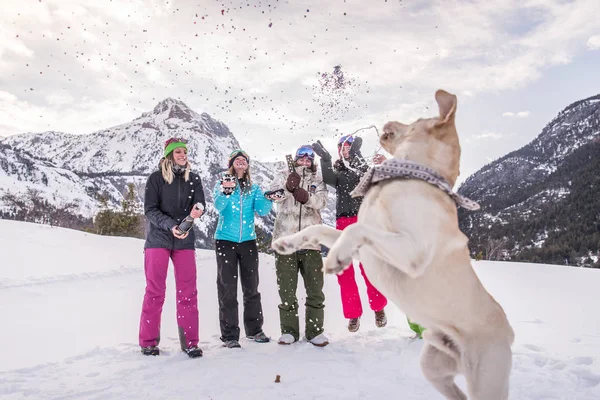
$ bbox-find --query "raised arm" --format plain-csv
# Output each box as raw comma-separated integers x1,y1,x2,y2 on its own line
312,140,338,188
213,181,232,212
253,184,274,216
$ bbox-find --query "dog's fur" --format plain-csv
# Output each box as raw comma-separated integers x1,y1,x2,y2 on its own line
271,90,514,400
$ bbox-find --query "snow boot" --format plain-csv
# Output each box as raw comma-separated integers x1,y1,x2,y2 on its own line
184,346,203,358
223,340,242,348
246,331,270,343
375,309,387,328
348,317,360,332
278,333,296,345
308,333,329,347
141,346,159,356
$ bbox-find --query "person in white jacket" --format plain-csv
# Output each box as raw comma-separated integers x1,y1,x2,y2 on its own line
268,145,330,347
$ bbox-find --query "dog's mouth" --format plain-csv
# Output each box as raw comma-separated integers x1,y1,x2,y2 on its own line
381,131,393,141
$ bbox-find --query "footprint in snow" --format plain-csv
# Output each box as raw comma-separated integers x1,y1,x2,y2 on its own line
571,356,594,366
523,344,544,352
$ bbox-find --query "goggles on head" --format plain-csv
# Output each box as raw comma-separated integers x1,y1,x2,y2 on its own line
295,145,315,161
165,137,188,146
337,135,354,147
229,149,250,161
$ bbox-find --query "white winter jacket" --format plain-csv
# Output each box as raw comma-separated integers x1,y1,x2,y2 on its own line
269,165,328,250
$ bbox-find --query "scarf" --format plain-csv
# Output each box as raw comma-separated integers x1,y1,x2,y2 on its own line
350,159,480,211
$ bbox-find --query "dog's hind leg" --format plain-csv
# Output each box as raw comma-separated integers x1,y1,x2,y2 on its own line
462,340,512,400
323,223,425,276
271,225,342,255
420,342,467,400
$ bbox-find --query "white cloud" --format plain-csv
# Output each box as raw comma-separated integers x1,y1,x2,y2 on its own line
473,132,504,140
503,111,530,118
587,35,600,50
0,0,598,165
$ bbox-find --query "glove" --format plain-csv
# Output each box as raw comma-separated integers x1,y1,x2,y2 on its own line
349,136,363,159
350,156,370,173
221,186,234,195
286,172,301,192
311,140,331,161
292,187,309,204
264,189,284,200
333,159,347,171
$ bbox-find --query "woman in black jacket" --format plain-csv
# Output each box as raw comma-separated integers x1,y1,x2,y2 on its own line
312,136,388,333
139,138,205,358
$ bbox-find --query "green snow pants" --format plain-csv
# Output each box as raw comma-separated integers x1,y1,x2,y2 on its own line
275,250,325,341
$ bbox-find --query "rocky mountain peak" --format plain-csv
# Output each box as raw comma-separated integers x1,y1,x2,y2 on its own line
152,97,197,122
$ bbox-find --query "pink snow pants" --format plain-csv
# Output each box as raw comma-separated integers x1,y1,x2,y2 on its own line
336,216,388,319
139,248,199,349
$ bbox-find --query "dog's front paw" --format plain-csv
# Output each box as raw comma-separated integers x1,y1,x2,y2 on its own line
271,237,298,255
324,248,352,275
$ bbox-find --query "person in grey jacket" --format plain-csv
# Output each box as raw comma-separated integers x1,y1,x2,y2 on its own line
268,145,329,347
311,135,388,333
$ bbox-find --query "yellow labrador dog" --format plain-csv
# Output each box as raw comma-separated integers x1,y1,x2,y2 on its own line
272,90,514,400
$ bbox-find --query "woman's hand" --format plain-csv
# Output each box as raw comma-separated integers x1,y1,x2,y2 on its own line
221,178,236,195
311,140,331,161
286,172,301,192
190,203,204,219
373,154,387,165
172,226,189,239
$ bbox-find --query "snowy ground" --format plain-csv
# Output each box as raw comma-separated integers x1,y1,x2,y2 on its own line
1,219,599,399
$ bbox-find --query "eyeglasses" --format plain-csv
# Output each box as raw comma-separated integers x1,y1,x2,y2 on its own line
295,145,315,160
337,135,354,147
229,149,250,160
165,137,188,146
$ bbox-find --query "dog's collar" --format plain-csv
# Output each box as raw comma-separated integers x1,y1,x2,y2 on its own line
350,159,480,210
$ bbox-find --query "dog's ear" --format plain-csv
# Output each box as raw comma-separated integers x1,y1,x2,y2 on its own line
434,89,457,126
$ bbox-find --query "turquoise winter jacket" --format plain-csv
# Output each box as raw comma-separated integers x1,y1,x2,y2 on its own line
213,181,273,243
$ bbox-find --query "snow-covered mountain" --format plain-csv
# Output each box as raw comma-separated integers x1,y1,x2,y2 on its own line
3,98,247,177
0,98,288,247
458,94,600,266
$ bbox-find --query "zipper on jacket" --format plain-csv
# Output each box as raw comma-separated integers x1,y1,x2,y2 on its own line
177,176,182,213
174,175,182,248
298,168,304,232
238,180,243,242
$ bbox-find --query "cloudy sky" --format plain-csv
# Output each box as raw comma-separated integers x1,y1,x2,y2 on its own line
1,0,600,185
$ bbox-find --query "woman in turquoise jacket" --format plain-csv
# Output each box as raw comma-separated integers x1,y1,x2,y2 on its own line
213,149,273,349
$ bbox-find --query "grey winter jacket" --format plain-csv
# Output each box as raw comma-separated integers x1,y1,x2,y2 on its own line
269,165,328,251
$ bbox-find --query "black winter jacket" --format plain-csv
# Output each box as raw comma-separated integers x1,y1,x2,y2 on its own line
321,157,369,218
144,169,206,250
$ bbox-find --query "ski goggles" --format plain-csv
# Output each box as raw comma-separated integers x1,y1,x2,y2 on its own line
295,145,315,160
337,135,354,147
228,149,250,167
229,149,250,160
165,137,188,146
